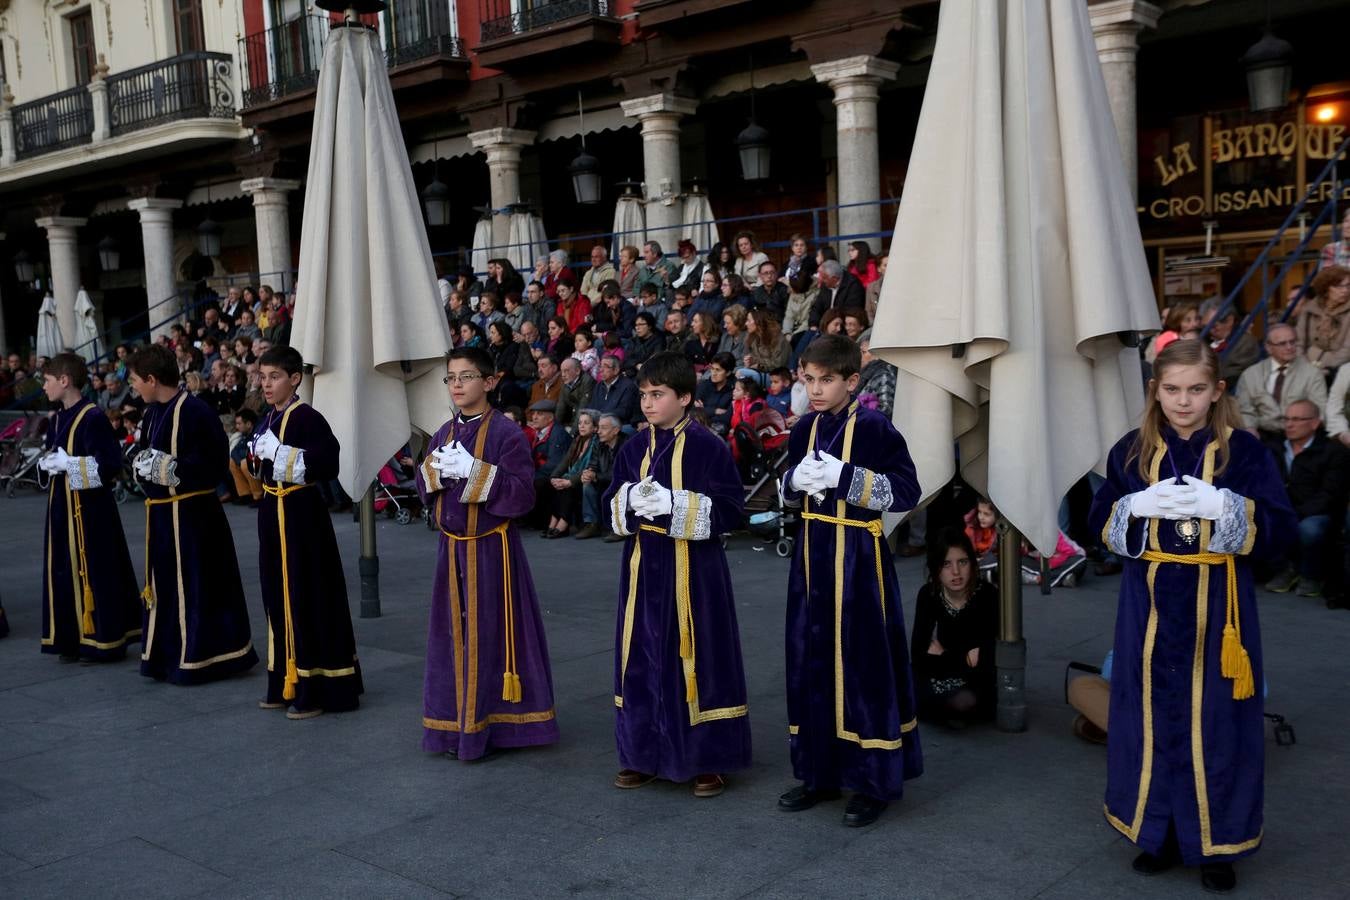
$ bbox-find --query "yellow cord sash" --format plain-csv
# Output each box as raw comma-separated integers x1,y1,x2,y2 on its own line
58,405,96,635
141,489,216,610
440,520,521,702
263,478,313,700
800,510,886,619
1140,550,1255,700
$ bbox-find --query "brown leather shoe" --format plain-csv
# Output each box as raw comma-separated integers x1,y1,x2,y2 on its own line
614,769,656,789
693,773,726,798
573,523,600,540
258,699,286,710
603,532,626,543
286,707,323,720
1072,713,1107,745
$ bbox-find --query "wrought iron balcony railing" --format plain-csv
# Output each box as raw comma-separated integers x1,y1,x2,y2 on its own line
480,0,611,43
385,0,465,68
13,85,95,159
238,14,327,109
107,51,235,135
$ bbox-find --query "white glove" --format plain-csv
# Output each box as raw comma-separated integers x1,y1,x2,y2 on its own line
790,458,827,494
630,480,673,520
40,447,70,473
133,450,155,479
433,442,474,480
815,451,846,489
1180,475,1226,520
251,430,280,462
1128,479,1196,520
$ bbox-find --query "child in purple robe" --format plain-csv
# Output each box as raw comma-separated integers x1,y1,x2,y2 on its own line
602,352,751,798
248,346,363,720
778,335,923,828
37,353,142,661
418,346,559,760
1088,340,1295,894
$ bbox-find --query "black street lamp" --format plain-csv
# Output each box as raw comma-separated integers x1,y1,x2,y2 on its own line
422,175,450,226
197,218,222,258
13,250,35,284
97,236,121,272
569,149,602,205
737,121,771,182
1242,3,1293,113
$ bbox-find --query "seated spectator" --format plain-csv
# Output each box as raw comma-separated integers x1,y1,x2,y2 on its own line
556,357,595,431
635,282,668,333
741,308,791,377
624,312,665,376
101,374,131,411
184,371,206,395
695,352,736,435
864,253,888,323
783,272,819,350
1262,399,1349,599
592,281,635,339
847,241,881,287
780,233,816,288
169,323,189,349
964,498,999,576
523,279,551,325
261,293,291,344
486,257,526,299
750,261,789,317
616,245,641,298
910,528,998,725
856,337,897,418
199,337,222,378
227,408,262,506
232,336,257,366
575,413,629,541
540,410,598,539
234,308,262,343
690,269,726,322
572,328,599,379
721,273,751,310
529,355,563,409
719,305,748,362
1236,326,1328,441
486,321,530,409
458,321,487,349
663,309,690,352
590,354,639,426
1318,209,1350,270
208,364,246,417
684,311,722,373
1200,296,1258,384
1066,652,1111,745
195,307,230,344
1325,363,1350,448
543,316,571,364
705,241,733,283
842,308,870,343
555,281,591,335
732,230,769,282
1148,300,1201,362
765,367,793,417
473,292,504,333
601,331,625,366
635,241,674,304
670,240,704,292
810,259,865,327
1296,265,1350,373
541,250,576,304
525,399,571,524
242,362,265,414
580,245,617,304
502,291,535,335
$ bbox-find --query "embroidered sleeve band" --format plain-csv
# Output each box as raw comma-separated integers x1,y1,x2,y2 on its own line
669,489,713,541
1104,498,1145,558
273,445,307,484
141,449,181,487
421,455,443,494
459,459,497,504
1208,489,1255,555
65,455,103,490
610,481,635,537
846,466,894,512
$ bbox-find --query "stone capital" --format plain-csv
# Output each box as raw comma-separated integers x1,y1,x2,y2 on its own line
36,216,87,235
127,198,184,213
467,127,537,151
620,93,698,121
240,177,301,197
810,55,900,88
1088,0,1162,32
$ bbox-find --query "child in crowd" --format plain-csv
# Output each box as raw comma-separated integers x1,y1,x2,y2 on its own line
1148,301,1201,361
766,367,793,418
964,497,999,578
601,331,625,367
729,376,766,439
37,353,142,661
602,352,751,798
778,335,923,829
966,495,1088,588
418,346,559,760
248,347,363,719
574,328,600,378
694,352,735,435
1087,339,1295,893
228,408,262,505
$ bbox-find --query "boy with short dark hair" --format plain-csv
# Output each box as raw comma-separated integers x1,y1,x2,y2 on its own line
777,334,924,828
766,367,793,418
602,352,751,798
228,407,262,505
37,352,142,661
248,346,363,719
417,346,559,760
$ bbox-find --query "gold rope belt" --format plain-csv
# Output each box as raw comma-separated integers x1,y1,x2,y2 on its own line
262,480,314,700
140,488,216,610
636,523,698,701
1140,550,1254,700
441,520,522,703
801,510,887,614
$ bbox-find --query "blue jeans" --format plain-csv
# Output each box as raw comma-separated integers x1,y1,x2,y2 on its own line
582,483,602,525
1296,514,1332,579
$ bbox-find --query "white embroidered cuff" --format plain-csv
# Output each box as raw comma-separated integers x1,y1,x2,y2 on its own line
459,459,497,504
273,444,307,484
1207,489,1255,555
1104,497,1145,559
610,481,635,537
669,489,713,541
845,466,894,512
141,449,180,487
65,455,102,490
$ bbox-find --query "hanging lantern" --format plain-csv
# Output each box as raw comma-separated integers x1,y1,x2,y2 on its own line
13,250,35,283
422,175,451,226
97,236,121,272
1241,29,1293,112
197,217,223,258
569,149,602,205
737,121,771,181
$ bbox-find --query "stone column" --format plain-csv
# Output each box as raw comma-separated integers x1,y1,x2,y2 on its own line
467,127,537,252
0,91,15,167
1089,0,1162,200
620,93,698,252
811,56,899,254
127,198,184,340
35,216,87,348
240,177,300,293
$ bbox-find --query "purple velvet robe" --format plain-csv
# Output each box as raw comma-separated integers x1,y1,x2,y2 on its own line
781,403,924,801
417,410,559,759
137,391,258,684
1088,427,1295,865
41,399,142,659
601,418,752,782
253,402,363,711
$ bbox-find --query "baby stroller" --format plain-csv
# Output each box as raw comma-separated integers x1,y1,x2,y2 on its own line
373,459,428,526
738,408,796,558
0,413,51,498
110,440,146,505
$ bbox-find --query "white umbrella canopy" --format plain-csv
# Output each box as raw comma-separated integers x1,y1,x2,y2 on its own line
612,195,646,253
870,0,1158,554
470,216,493,277
73,289,100,363
290,21,453,499
35,293,64,360
682,191,719,254
505,209,548,272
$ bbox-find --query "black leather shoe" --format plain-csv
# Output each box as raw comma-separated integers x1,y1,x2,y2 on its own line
842,794,888,827
777,784,840,812
1132,849,1180,876
1200,863,1236,894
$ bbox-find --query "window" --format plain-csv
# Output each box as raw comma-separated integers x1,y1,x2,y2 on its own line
172,0,206,53
69,9,97,85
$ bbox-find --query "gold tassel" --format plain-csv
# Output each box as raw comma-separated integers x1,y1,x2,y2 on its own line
502,671,513,701
686,671,697,702
1231,648,1256,700
140,585,154,610
679,624,692,660
283,659,298,701
81,583,95,635
511,673,523,703
1220,624,1243,679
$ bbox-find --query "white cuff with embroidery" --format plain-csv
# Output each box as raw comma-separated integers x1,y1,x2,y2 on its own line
421,455,444,494
140,449,181,487
669,489,713,541
65,455,103,490
1104,498,1146,559
1207,489,1254,555
272,444,307,484
609,481,635,537
459,459,498,504
845,466,894,512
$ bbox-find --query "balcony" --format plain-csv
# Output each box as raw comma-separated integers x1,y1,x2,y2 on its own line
107,51,235,136
634,0,754,29
13,86,94,160
476,0,621,70
238,14,328,111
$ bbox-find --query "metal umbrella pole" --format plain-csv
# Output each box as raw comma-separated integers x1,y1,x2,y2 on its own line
996,518,1027,733
358,485,380,618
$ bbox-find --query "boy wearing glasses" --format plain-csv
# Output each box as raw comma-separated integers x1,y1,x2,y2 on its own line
418,347,560,760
